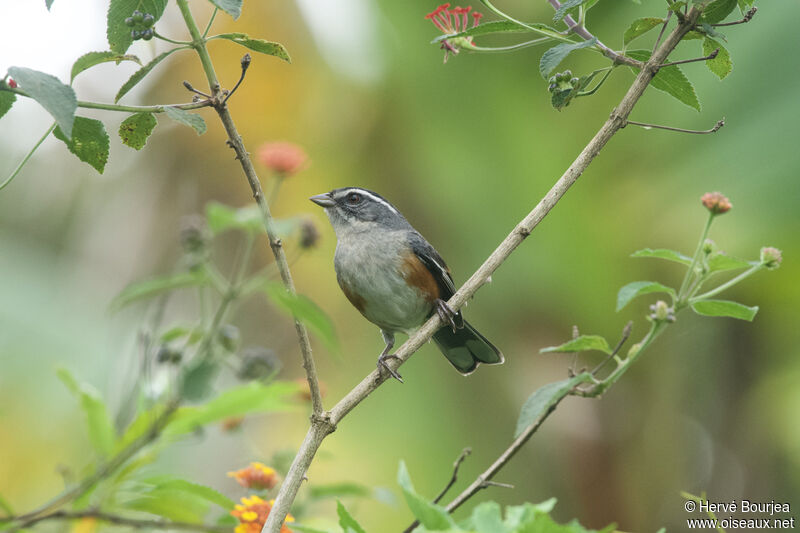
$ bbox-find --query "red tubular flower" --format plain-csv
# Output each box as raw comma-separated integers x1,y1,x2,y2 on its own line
256,141,309,177
425,4,484,63
7,78,17,89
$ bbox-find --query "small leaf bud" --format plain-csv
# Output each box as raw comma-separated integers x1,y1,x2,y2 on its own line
760,247,782,270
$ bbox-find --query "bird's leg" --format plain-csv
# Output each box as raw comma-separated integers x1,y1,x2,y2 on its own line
435,299,462,333
377,330,404,383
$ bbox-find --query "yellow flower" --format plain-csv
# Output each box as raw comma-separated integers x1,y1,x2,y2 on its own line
228,462,280,490
230,495,293,533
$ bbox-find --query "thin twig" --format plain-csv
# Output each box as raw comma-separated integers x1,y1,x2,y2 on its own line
711,6,757,27
3,510,230,532
263,7,709,532
591,321,633,376
223,54,251,105
660,48,718,68
1,86,211,114
183,80,211,99
624,118,725,135
402,448,472,533
653,10,673,54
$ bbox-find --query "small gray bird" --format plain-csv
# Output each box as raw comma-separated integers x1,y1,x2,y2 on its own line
310,187,503,381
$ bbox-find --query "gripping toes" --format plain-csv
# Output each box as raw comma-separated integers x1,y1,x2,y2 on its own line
377,354,404,383
435,299,461,333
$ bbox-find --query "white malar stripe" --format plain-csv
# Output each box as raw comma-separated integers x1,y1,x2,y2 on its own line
343,188,398,214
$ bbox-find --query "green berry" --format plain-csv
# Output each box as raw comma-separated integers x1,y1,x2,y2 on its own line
124,16,135,27
142,28,154,41
132,10,144,23
131,29,141,40
143,13,155,27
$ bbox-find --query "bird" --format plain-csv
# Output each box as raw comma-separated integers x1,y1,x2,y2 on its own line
310,187,503,381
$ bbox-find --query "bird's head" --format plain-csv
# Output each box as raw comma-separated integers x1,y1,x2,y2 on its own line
310,187,409,235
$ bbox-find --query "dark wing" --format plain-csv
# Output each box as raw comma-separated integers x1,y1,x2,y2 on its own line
408,232,463,325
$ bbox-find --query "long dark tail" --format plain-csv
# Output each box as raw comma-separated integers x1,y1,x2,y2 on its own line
432,320,504,375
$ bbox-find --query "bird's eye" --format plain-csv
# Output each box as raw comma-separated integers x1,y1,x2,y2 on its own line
346,193,362,205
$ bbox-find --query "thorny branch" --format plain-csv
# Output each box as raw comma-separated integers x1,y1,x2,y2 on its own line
263,4,714,532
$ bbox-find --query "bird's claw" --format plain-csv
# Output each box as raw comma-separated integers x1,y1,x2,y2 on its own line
436,299,460,334
377,354,404,383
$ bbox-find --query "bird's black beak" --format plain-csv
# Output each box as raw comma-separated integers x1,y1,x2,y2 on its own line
309,192,335,207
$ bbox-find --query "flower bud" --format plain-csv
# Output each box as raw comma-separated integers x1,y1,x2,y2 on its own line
227,462,280,490
649,300,676,323
256,142,309,177
7,78,17,89
218,324,241,352
180,215,208,254
299,219,320,249
156,345,182,364
237,347,281,381
702,239,715,255
701,192,732,215
760,247,782,270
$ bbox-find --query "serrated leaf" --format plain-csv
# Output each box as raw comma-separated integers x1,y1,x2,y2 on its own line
56,368,116,457
107,0,168,54
707,253,751,272
397,461,457,530
515,374,592,437
616,281,676,311
208,0,242,19
53,117,110,174
553,0,585,22
143,477,235,510
164,106,207,135
214,33,291,63
7,66,76,138
337,501,367,533
623,18,665,46
0,91,15,120
115,49,180,102
165,381,299,435
539,38,597,78
71,51,141,83
119,112,157,150
702,0,738,24
431,20,562,44
262,283,339,354
691,299,758,321
627,50,700,111
702,37,732,79
631,247,693,265
111,271,210,310
540,335,611,354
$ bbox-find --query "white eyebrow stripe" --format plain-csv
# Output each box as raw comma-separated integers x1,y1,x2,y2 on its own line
342,188,398,214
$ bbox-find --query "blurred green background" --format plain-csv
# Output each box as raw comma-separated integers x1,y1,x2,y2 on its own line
1,1,798,531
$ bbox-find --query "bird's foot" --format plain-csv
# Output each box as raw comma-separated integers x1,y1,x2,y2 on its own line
435,299,461,333
377,354,404,383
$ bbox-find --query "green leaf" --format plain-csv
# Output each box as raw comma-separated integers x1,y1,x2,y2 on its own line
553,0,585,22
115,49,181,102
627,50,700,111
179,357,219,401
616,281,675,311
115,404,169,453
142,477,235,510
631,248,693,265
290,525,332,533
107,0,168,54
468,501,506,533
540,336,611,354
539,38,597,78
702,0,738,24
0,493,13,515
515,374,592,437
337,501,367,533
206,202,264,234
45,0,55,10
431,20,562,44
53,117,110,174
262,283,339,354
123,486,210,523
71,51,141,83
119,112,157,150
707,253,752,272
702,37,732,79
165,381,300,435
208,0,242,19
214,33,291,63
111,270,210,310
0,91,15,120
691,299,758,321
164,106,207,135
7,66,76,138
623,18,665,46
397,461,456,530
56,368,116,457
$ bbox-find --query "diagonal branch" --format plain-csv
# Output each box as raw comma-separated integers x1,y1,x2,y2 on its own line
3,510,230,532
262,5,708,533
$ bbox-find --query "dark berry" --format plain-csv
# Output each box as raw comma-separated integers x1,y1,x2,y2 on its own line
131,29,141,40
132,10,144,23
142,28,154,40
124,16,135,27
143,13,155,27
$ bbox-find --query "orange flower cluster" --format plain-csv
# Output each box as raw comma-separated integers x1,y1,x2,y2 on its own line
227,462,280,490
231,495,294,533
701,192,732,215
257,141,309,177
